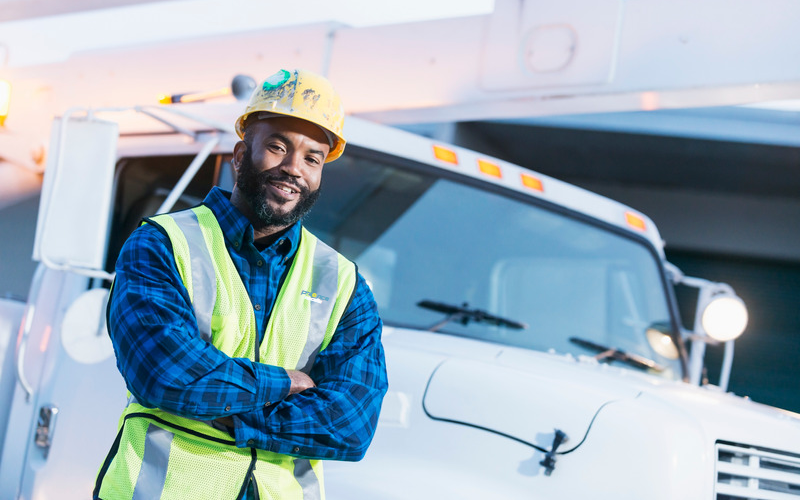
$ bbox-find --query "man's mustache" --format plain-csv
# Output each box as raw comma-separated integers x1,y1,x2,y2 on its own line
257,173,308,194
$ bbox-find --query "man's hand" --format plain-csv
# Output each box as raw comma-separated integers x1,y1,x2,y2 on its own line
286,369,316,395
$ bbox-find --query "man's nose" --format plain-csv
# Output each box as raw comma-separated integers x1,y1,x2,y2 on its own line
280,152,303,176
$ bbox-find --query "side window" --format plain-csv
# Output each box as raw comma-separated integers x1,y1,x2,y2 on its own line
105,154,224,272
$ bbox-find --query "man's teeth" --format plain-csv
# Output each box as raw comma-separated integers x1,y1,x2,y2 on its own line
276,185,296,194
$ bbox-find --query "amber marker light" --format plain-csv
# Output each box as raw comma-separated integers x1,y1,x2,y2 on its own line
625,211,647,231
433,145,458,164
478,159,502,178
521,173,544,192
0,80,11,126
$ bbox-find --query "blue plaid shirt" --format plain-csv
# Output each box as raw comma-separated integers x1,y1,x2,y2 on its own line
107,187,387,461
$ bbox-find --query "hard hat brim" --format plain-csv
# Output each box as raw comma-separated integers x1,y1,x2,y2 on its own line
235,110,346,163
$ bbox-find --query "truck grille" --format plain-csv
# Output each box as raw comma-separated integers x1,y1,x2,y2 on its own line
716,442,800,499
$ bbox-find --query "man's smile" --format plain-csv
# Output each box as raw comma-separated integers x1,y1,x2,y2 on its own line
267,179,301,199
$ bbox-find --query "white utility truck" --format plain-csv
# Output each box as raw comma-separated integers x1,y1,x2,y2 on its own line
0,94,798,500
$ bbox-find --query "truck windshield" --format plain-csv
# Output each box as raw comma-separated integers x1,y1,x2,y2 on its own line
304,150,681,379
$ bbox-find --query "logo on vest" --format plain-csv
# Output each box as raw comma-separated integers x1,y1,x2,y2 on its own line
301,290,330,303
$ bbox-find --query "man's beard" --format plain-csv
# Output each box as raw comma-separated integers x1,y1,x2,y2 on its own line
236,149,321,228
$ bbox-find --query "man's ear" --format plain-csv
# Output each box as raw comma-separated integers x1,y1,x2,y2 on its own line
232,140,247,174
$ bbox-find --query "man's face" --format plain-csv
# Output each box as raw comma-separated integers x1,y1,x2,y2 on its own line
233,116,330,229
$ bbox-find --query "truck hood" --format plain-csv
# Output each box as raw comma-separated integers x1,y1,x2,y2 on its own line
422,348,642,453
421,341,800,454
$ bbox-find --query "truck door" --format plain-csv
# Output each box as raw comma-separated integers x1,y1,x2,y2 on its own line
0,115,225,499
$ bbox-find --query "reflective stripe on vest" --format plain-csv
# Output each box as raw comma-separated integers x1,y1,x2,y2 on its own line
97,205,357,500
294,458,322,500
132,424,172,500
296,236,339,373
169,209,216,343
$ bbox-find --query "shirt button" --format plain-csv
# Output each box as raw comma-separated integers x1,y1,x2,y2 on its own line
247,439,255,446
293,447,300,453
254,304,261,311
225,405,231,412
257,260,263,267
265,401,271,407
233,242,240,248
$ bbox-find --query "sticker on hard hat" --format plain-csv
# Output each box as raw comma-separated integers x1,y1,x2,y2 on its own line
263,69,291,90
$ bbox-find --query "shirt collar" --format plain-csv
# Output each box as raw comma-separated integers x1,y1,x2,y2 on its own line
202,187,301,258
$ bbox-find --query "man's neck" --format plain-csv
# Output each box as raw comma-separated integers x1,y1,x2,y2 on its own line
252,224,292,250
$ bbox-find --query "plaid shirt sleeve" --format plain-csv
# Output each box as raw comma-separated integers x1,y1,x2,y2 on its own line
231,272,388,461
107,223,292,419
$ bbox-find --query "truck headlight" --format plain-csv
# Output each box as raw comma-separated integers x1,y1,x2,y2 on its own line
701,295,748,342
646,325,679,360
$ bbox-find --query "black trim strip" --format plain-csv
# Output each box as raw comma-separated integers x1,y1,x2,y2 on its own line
236,447,259,500
124,412,237,445
93,421,126,499
141,200,205,228
94,412,245,498
141,216,172,241
342,262,359,319
420,360,642,457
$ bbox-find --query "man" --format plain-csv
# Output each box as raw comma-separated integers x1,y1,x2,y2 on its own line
94,69,388,500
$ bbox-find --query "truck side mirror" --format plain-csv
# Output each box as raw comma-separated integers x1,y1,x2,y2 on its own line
32,116,118,273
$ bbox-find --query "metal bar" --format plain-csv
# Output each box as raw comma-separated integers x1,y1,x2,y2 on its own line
715,483,798,500
717,444,800,464
717,461,800,485
688,283,714,386
719,340,735,392
137,105,236,135
155,135,220,215
135,107,198,139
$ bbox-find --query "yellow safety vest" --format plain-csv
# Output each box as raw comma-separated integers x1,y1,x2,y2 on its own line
95,205,357,500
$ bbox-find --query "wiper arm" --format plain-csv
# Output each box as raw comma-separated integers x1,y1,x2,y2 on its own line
417,300,528,332
569,336,665,372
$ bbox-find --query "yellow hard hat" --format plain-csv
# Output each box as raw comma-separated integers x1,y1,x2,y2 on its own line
235,69,346,162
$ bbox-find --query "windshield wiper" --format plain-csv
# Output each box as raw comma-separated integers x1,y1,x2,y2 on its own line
569,337,665,372
418,300,528,332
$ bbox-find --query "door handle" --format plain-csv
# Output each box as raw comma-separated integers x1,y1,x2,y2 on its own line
34,404,59,459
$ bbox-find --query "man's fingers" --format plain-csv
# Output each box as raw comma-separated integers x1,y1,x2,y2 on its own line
287,369,316,394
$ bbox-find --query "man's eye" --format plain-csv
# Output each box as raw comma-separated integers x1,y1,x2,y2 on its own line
268,144,285,153
306,156,322,166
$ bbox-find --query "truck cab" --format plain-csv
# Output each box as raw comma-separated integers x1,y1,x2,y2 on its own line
0,101,797,499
